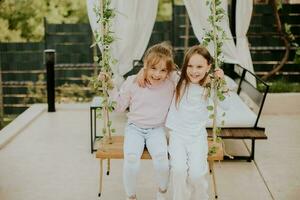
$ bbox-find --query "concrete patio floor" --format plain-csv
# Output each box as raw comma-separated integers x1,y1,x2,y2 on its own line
0,101,299,200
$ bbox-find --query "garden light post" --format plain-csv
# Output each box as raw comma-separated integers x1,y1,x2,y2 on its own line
44,49,56,112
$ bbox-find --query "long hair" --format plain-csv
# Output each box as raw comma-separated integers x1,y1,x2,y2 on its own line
175,45,213,106
143,41,175,74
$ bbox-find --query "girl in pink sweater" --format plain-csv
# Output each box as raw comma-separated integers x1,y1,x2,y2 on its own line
100,42,176,200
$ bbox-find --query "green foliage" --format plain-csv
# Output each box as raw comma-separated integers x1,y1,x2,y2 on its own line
208,145,218,156
283,22,300,64
216,90,225,101
23,74,47,104
157,0,172,21
22,74,96,104
276,0,283,10
203,0,227,70
0,114,18,130
203,0,229,146
56,83,95,103
216,127,221,135
294,47,300,64
258,80,300,93
207,105,214,111
0,0,182,41
0,18,25,42
174,0,184,5
91,0,117,138
203,0,229,99
0,0,88,42
276,3,300,65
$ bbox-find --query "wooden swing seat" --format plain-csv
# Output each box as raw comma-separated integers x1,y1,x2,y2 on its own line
95,135,222,199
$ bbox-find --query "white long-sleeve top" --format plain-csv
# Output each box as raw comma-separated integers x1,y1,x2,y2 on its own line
166,83,230,140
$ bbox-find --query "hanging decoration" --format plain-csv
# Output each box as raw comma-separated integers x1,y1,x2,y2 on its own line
89,0,117,144
202,0,230,156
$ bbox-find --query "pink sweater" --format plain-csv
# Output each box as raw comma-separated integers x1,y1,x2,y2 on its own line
110,75,175,128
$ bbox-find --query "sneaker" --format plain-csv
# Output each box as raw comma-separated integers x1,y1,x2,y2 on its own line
156,191,167,200
126,196,137,200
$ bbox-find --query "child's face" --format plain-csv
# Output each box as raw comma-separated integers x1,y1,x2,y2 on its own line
186,53,211,84
145,59,168,86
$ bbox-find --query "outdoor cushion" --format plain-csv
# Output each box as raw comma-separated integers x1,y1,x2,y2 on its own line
224,75,238,91
206,92,257,128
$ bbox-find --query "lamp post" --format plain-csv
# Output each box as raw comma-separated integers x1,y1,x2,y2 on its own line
44,49,56,112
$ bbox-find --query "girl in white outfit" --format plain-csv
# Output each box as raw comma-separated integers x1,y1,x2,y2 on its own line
165,45,229,200
101,42,177,200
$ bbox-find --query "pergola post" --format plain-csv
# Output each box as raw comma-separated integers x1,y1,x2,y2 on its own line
230,0,237,44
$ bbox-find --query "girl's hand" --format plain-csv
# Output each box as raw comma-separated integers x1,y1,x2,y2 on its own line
98,72,115,89
135,68,149,88
214,68,224,79
97,72,110,81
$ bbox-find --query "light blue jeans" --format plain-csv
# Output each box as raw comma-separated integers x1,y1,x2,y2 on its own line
123,123,169,197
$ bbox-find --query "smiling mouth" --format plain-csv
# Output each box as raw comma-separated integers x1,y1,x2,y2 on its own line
151,77,161,81
189,74,201,79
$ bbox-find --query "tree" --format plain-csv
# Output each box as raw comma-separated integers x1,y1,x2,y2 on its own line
0,0,88,42
262,0,300,80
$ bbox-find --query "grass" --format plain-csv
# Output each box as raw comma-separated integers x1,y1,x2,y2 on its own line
258,81,300,93
0,115,17,131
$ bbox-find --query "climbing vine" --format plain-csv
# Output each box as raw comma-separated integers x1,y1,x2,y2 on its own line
89,0,117,142
202,0,229,155
262,0,300,80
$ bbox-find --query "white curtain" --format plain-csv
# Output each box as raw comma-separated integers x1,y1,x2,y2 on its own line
86,0,158,79
235,0,256,86
183,0,239,64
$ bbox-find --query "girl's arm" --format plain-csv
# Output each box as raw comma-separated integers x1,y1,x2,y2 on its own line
98,72,131,112
169,70,180,86
108,77,132,112
135,68,149,88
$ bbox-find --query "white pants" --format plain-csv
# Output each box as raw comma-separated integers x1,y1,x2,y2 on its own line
123,123,169,197
169,132,209,200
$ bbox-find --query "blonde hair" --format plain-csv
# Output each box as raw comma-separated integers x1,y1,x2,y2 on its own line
175,45,213,106
143,42,175,73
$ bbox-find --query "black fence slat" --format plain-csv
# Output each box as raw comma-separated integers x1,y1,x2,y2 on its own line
4,107,28,115
282,4,300,13
253,5,274,14
254,63,300,72
251,49,296,61
3,87,29,95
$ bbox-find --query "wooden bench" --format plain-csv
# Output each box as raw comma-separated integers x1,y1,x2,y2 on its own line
96,135,222,199
212,65,269,161
207,127,267,161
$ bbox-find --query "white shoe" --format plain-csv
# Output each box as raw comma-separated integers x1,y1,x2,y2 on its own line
126,196,137,200
157,191,167,200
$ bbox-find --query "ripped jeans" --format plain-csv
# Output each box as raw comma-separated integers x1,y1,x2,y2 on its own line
123,123,169,197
